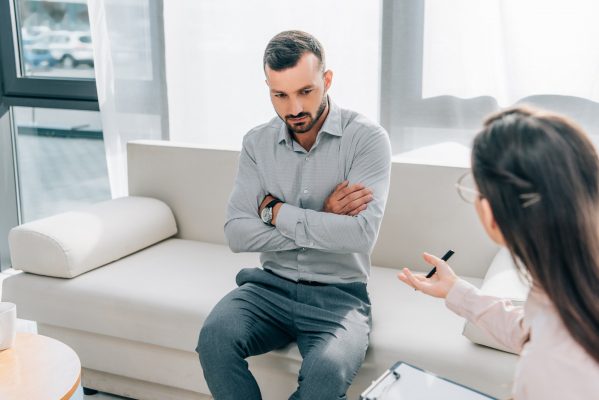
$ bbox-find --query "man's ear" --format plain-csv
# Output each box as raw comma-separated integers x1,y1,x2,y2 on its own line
476,197,506,245
323,70,333,90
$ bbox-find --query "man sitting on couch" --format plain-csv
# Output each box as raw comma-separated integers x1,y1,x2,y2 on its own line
197,30,392,400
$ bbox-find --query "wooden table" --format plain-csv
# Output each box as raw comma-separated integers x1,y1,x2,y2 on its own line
0,332,81,400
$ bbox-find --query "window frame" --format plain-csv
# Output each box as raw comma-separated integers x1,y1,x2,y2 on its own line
0,0,99,111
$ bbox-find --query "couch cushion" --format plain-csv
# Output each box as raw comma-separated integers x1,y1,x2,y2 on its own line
3,239,251,351
8,197,177,278
3,238,516,397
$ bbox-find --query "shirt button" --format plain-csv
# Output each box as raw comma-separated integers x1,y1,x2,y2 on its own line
303,189,309,194
305,156,309,161
301,247,306,251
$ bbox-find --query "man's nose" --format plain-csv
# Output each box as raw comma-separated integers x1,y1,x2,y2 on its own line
289,97,303,116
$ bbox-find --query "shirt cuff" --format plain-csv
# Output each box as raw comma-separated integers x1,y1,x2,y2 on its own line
275,203,307,244
445,279,479,317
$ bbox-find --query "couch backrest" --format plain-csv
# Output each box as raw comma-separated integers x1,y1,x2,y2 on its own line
128,140,498,278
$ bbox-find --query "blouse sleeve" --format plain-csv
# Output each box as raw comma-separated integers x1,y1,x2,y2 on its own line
445,279,530,353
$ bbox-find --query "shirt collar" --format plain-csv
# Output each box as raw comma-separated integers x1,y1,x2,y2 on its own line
319,98,343,138
277,97,343,147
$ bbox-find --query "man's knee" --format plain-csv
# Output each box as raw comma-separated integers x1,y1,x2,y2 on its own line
299,352,361,399
198,318,227,353
197,312,248,362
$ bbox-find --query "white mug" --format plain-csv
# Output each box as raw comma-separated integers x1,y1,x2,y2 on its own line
0,302,17,351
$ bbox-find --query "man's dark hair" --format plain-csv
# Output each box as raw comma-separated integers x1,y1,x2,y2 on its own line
263,30,325,72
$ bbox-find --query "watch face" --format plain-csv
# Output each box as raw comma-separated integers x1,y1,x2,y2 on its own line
261,206,272,224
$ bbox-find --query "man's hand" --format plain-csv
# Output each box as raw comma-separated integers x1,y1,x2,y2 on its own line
259,194,283,225
323,180,373,216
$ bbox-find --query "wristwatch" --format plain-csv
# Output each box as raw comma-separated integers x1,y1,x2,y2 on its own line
261,198,282,226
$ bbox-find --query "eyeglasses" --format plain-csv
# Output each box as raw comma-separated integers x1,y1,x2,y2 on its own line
455,171,542,208
455,172,481,204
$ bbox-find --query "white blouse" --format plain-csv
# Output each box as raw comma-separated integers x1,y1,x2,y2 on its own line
445,279,599,399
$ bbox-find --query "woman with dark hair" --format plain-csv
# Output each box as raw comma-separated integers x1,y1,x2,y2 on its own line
398,106,599,399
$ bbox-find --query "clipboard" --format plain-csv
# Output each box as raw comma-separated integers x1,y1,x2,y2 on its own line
360,362,498,400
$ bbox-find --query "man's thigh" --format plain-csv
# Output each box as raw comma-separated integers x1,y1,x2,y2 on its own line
198,268,295,358
293,283,371,399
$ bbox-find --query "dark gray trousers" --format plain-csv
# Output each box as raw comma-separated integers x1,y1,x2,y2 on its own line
197,267,371,400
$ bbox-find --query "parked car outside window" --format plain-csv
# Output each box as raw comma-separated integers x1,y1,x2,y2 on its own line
47,30,94,68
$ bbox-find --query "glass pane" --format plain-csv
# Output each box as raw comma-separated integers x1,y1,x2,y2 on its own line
15,0,95,79
13,107,110,222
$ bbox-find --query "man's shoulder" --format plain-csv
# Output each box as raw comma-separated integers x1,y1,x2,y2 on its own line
338,106,387,139
243,116,282,145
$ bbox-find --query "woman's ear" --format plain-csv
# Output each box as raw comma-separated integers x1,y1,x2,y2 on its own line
476,197,506,245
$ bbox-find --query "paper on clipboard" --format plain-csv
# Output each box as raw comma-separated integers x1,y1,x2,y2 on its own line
360,362,497,400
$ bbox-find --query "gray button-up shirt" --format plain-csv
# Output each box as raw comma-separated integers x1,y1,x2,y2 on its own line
225,100,392,284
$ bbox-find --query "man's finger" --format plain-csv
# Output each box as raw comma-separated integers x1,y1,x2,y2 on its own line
337,183,365,201
337,187,372,210
340,192,373,214
328,181,349,202
348,204,367,216
334,180,349,192
342,187,372,203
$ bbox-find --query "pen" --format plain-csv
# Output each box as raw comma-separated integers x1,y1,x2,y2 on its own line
425,250,455,278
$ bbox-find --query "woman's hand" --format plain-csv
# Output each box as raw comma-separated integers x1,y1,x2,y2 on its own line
397,252,459,299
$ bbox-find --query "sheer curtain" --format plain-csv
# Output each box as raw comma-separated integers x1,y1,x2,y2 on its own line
422,0,599,106
382,0,599,160
88,0,168,197
163,0,381,149
90,0,379,195
89,0,599,193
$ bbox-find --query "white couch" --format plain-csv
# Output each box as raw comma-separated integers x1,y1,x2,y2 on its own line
2,140,527,400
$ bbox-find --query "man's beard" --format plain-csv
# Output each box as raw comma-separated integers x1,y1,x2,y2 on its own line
284,95,328,134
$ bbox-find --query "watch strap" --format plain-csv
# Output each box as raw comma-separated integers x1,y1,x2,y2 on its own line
265,198,282,209
263,198,282,226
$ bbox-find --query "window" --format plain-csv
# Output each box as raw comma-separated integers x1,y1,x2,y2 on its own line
12,107,110,222
0,0,103,270
14,0,95,79
0,0,97,103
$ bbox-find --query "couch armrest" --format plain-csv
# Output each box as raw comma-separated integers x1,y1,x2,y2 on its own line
8,196,177,278
462,248,530,354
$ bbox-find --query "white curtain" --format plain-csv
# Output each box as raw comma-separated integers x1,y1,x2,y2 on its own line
89,0,599,178
89,0,379,194
422,0,599,106
163,0,381,149
382,0,599,158
88,0,168,198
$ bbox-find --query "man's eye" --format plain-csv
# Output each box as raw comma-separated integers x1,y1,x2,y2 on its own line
274,93,286,98
302,89,313,95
